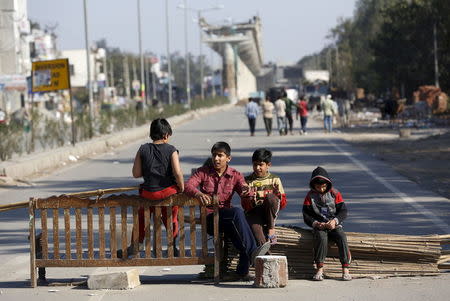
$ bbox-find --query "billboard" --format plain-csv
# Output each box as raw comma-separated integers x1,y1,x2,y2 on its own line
32,59,70,92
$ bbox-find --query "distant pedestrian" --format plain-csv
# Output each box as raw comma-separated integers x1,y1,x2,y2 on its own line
296,96,308,134
282,91,295,135
320,94,337,133
274,96,287,136
245,98,259,136
0,108,6,124
262,97,274,136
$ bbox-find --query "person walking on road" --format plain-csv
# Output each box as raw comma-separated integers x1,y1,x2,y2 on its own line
282,91,295,135
274,96,287,136
185,142,270,279
297,96,309,134
262,97,274,136
245,98,259,136
320,94,337,133
302,166,352,281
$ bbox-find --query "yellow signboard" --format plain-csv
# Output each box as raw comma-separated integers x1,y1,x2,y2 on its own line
32,58,70,92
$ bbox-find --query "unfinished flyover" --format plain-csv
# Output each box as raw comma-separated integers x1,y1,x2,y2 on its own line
201,16,263,103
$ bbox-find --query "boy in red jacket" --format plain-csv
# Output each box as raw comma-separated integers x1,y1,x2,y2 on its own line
303,166,352,281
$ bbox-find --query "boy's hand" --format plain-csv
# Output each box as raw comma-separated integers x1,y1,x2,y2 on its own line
273,183,280,197
325,219,337,230
196,192,211,205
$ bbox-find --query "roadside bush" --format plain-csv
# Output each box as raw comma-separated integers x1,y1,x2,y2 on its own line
0,123,24,161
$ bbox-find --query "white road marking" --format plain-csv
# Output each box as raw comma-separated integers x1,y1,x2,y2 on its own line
328,139,450,233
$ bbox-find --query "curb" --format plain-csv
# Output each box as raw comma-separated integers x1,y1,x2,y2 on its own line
0,104,234,180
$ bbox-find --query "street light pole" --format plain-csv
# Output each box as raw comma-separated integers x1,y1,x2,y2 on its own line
198,10,204,100
83,0,94,137
165,0,173,105
433,22,439,88
184,0,191,108
137,0,147,105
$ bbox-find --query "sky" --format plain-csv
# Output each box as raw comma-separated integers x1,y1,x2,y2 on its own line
28,0,357,67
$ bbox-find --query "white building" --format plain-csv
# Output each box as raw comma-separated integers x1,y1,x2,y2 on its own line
60,48,106,90
0,0,30,113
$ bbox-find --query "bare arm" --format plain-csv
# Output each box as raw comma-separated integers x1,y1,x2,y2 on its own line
132,150,142,178
171,151,184,192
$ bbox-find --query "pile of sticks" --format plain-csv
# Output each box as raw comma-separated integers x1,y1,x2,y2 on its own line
227,226,450,279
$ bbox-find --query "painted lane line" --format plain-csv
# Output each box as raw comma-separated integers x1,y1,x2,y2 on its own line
328,139,450,233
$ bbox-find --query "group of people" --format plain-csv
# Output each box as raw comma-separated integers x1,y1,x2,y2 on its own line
131,117,352,281
246,92,351,136
246,93,309,137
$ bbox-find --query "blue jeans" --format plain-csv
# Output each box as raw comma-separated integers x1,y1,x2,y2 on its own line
324,115,333,132
277,116,286,134
207,207,257,275
300,116,308,133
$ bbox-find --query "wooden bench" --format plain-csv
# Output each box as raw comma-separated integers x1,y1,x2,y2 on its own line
29,192,220,287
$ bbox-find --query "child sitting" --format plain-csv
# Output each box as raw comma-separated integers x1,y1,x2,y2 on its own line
302,166,351,281
242,148,287,246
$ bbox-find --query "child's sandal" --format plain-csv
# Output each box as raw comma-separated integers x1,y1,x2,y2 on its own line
342,273,352,281
312,271,324,281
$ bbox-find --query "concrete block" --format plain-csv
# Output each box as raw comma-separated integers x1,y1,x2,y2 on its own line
87,269,141,290
254,255,288,288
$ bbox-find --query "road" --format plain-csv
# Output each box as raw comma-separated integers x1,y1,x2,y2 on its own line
0,106,449,300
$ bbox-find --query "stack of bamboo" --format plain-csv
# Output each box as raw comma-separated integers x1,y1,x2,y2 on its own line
227,226,450,279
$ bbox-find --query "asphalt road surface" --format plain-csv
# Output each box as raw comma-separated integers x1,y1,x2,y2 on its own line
0,106,449,300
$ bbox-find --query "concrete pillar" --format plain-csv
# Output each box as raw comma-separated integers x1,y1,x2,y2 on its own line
223,43,237,103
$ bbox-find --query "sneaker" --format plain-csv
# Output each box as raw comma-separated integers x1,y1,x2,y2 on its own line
250,241,271,265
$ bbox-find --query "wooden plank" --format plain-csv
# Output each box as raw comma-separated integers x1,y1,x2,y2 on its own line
75,208,82,259
132,206,139,258
29,199,37,288
53,208,59,259
190,206,196,258
201,206,207,258
121,206,127,258
144,204,151,258
35,257,215,268
87,207,94,259
41,209,48,259
154,206,162,258
178,206,185,257
98,207,105,259
110,207,117,259
35,193,201,209
167,207,174,258
213,198,220,284
64,208,71,259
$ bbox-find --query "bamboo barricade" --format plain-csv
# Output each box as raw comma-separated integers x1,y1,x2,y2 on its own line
0,186,139,212
225,226,449,279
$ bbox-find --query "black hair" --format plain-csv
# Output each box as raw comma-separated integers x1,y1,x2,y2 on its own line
282,91,287,98
149,118,172,140
252,148,272,163
211,141,231,156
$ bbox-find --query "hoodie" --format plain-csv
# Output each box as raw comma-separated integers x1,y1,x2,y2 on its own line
302,166,347,228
